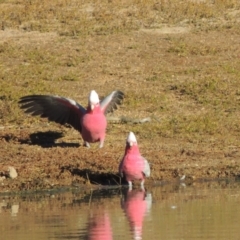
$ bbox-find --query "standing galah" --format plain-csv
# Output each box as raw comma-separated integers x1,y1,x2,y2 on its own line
119,132,150,190
121,189,152,240
19,90,124,148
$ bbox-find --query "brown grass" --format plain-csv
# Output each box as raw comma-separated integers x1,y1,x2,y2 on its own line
1,0,240,191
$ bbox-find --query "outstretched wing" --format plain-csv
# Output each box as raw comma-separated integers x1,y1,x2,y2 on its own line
100,90,124,115
142,157,151,177
19,95,86,132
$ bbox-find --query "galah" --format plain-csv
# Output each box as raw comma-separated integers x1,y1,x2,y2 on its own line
19,90,124,148
119,132,150,190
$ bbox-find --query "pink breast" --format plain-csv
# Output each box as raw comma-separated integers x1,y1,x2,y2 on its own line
81,112,107,142
123,155,145,181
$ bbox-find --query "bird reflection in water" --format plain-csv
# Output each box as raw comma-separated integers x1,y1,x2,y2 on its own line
121,189,152,240
87,209,113,240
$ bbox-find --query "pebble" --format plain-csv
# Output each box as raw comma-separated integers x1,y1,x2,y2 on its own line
8,166,18,179
0,176,6,181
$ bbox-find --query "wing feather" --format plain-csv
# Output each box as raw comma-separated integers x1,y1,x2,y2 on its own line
142,157,151,177
100,90,124,114
19,95,86,132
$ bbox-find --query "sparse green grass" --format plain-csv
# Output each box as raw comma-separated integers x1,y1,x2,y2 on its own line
0,0,239,34
1,0,240,145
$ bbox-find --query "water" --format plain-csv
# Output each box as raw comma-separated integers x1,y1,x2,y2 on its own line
1,180,240,240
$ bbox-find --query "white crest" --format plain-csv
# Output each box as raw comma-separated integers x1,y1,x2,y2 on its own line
127,131,137,144
89,90,100,105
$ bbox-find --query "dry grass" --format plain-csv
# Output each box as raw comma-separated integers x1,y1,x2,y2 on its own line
0,0,240,190
0,0,240,139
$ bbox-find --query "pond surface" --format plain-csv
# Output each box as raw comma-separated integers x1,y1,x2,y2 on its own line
1,180,240,240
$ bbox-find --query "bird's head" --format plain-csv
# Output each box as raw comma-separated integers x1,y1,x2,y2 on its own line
126,131,138,147
89,90,100,110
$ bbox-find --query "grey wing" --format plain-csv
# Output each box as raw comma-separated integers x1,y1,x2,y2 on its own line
19,95,86,132
142,157,151,177
100,90,124,115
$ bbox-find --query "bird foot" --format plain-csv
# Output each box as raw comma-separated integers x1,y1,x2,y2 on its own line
84,142,90,148
140,180,145,191
128,181,133,191
99,141,104,148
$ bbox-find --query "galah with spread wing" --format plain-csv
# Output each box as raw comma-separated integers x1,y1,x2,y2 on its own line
119,132,150,190
19,90,124,148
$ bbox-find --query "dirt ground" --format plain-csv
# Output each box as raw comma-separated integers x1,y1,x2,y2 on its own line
1,1,240,193
1,119,240,193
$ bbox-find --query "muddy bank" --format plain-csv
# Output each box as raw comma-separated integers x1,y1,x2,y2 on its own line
0,126,240,193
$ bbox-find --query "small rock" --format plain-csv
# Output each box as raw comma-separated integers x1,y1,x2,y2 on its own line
180,175,186,181
0,176,6,182
8,166,18,179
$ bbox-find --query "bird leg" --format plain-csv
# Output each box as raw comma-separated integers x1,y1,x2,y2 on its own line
99,140,104,148
140,180,145,191
128,181,133,191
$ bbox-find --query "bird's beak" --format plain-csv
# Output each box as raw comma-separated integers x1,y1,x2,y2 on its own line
91,104,94,110
129,141,133,147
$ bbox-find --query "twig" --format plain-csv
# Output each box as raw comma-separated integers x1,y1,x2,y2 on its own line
91,180,100,185
107,116,151,124
86,172,90,184
0,125,16,129
111,173,121,186
112,178,119,185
